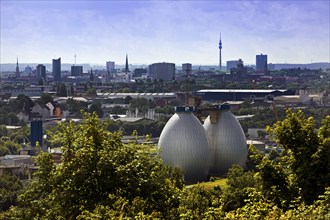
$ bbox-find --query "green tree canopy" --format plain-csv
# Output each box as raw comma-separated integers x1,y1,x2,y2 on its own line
266,109,330,204
6,112,183,219
0,174,23,212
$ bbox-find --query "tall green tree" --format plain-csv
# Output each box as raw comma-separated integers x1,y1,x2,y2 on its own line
266,109,330,204
0,174,23,211
87,102,104,118
56,83,67,97
6,112,183,219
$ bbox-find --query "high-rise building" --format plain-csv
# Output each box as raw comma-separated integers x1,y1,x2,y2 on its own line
105,61,115,82
182,63,192,76
226,60,239,71
106,61,115,69
230,59,247,80
149,62,175,81
52,58,61,82
106,61,115,71
36,64,46,79
256,54,268,74
71,65,83,76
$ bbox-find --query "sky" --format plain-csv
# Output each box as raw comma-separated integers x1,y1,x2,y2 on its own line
1,0,329,65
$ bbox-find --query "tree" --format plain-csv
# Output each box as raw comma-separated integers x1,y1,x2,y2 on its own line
0,174,23,211
129,97,148,114
88,102,104,118
221,164,260,212
12,94,34,113
109,105,127,115
6,112,183,219
39,93,53,105
56,83,67,97
266,109,330,204
124,95,132,104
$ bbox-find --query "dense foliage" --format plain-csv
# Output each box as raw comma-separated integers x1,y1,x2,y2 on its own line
1,110,329,219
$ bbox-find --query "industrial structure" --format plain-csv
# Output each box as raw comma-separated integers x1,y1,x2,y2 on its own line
158,107,211,183
158,104,248,183
203,104,247,175
197,89,295,102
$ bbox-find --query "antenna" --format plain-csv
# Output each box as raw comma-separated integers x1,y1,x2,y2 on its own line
219,32,222,72
74,54,77,65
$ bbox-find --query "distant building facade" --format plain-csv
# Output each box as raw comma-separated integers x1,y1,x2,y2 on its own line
106,61,115,72
133,68,147,77
36,64,46,79
52,58,61,82
106,61,115,78
256,54,268,74
182,63,192,76
226,60,239,71
149,62,175,81
71,65,83,76
230,59,247,80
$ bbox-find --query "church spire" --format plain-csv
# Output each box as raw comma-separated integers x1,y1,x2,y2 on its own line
124,54,129,72
16,57,20,78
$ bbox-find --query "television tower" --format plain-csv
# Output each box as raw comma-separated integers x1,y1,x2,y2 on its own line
219,33,222,71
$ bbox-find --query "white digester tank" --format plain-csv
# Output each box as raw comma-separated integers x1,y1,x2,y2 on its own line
203,104,247,176
158,107,211,183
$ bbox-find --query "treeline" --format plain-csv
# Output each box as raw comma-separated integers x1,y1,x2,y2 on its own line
0,110,329,219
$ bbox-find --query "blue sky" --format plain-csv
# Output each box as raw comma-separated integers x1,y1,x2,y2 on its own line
1,0,329,65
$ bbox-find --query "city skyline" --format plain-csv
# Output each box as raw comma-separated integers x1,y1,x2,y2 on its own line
1,0,329,65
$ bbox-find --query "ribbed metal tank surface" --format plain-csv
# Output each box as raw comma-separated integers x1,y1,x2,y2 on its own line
204,105,247,176
158,107,211,183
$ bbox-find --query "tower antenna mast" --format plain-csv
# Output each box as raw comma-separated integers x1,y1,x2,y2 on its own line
219,33,222,72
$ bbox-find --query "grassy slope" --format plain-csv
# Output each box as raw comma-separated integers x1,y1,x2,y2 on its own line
189,178,228,190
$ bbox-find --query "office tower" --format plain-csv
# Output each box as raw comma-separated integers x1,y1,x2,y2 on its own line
71,65,83,76
226,60,239,71
182,63,192,76
149,62,175,81
106,61,115,72
256,54,268,74
36,64,46,79
230,59,247,80
52,57,61,82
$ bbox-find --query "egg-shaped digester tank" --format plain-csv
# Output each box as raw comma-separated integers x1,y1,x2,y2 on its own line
204,104,247,176
158,107,211,183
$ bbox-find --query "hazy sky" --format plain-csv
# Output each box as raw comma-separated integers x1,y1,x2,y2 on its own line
1,0,329,65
